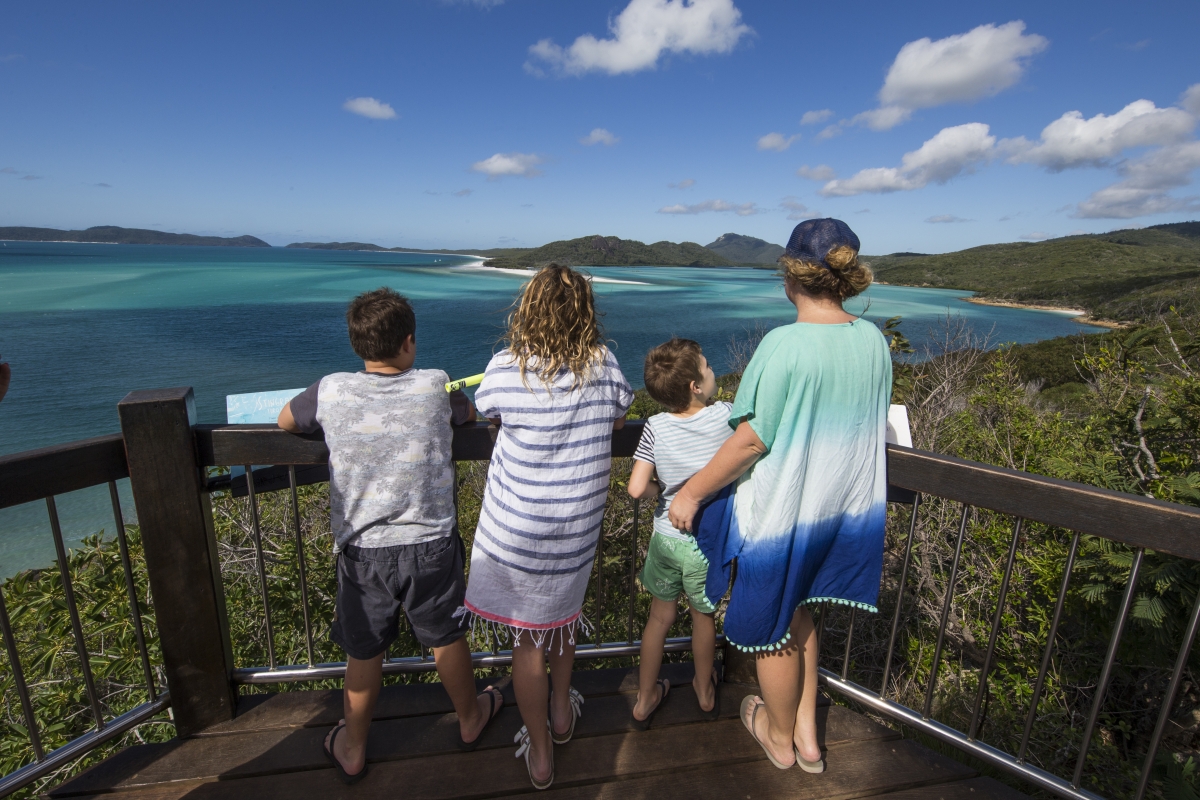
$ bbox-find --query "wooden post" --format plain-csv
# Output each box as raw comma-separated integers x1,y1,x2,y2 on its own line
119,388,235,736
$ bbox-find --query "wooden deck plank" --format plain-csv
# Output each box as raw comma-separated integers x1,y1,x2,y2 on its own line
53,725,964,800
52,686,880,796
198,662,710,736
872,776,1031,799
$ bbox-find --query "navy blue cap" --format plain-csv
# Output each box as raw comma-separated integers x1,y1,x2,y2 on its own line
784,218,860,270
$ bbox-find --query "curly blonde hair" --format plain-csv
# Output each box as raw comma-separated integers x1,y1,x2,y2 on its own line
504,263,605,388
779,244,873,302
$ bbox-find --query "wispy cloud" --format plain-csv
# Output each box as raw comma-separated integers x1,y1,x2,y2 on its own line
780,199,817,221
471,152,544,179
0,54,23,63
668,178,695,189
756,132,798,152
0,167,17,174
526,0,751,76
94,182,112,188
20,174,41,181
658,198,759,216
1074,141,1200,219
852,21,1048,131
1118,39,1151,51
343,97,397,120
796,164,835,181
926,214,972,223
453,188,473,197
442,0,504,7
1021,231,1054,240
817,124,843,140
580,128,619,146
800,109,833,126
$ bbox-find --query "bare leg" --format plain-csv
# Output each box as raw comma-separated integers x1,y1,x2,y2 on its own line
633,598,677,720
432,635,495,743
511,636,552,783
791,607,821,763
689,607,717,712
751,608,812,767
548,633,577,737
326,653,383,776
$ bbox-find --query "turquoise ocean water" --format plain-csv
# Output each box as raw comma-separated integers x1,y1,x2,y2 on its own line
0,242,1103,576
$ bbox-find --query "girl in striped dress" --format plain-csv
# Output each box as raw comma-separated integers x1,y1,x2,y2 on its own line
460,264,633,789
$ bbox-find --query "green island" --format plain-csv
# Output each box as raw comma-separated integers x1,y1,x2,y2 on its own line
0,226,271,247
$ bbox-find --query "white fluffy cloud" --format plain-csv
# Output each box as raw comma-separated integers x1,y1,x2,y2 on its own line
756,132,798,152
855,21,1047,131
658,198,759,216
1075,141,1200,218
580,128,619,146
471,152,544,179
796,164,835,181
1005,100,1195,171
800,109,832,126
820,123,996,196
1183,84,1200,116
343,97,397,120
526,0,751,76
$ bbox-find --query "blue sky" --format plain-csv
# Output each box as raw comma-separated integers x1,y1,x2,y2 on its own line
1,0,1198,254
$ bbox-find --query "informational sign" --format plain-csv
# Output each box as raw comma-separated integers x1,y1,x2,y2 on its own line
226,389,306,424
886,404,913,448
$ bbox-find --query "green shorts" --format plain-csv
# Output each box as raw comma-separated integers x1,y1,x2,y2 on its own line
639,533,716,613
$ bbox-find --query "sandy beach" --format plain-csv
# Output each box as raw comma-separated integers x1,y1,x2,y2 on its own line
962,296,1126,328
451,264,650,285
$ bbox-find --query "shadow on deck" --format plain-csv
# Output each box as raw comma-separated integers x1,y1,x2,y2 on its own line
49,665,1029,800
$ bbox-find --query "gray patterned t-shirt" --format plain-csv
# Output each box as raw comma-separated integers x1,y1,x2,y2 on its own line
290,370,473,551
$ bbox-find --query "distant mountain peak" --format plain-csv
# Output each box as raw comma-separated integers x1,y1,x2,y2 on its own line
704,233,785,265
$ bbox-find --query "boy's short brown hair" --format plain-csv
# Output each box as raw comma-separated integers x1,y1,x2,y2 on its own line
346,288,416,360
643,338,704,412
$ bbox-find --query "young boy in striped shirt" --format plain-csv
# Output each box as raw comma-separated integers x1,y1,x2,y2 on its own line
628,338,733,728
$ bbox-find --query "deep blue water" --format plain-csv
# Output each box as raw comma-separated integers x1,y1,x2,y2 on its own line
0,242,1103,576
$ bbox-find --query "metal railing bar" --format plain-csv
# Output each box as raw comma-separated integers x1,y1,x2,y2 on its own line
234,635,722,683
286,467,315,667
594,517,605,646
0,694,170,799
969,516,1024,741
1072,547,1145,789
627,498,639,645
882,494,921,697
1134,582,1200,800
1019,530,1081,762
46,496,105,731
107,482,156,703
841,608,856,681
243,466,277,670
923,503,971,720
821,669,1103,800
0,585,42,761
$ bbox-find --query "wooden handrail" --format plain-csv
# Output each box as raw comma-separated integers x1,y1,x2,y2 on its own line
0,433,128,511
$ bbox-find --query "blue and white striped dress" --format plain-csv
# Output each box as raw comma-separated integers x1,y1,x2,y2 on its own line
460,349,633,646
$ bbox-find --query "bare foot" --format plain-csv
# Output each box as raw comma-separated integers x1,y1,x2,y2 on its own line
528,736,552,783
324,723,366,777
551,691,573,737
693,674,716,713
461,686,502,744
793,722,821,765
632,679,669,721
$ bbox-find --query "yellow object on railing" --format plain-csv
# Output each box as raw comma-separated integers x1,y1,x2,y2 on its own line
445,373,484,392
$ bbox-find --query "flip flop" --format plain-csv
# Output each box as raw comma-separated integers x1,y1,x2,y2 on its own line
631,678,670,731
514,722,554,790
550,687,584,745
458,686,504,752
740,695,794,770
697,669,720,721
323,721,369,785
794,746,826,774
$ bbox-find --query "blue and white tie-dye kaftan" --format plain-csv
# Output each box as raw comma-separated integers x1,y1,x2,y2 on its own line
698,319,892,652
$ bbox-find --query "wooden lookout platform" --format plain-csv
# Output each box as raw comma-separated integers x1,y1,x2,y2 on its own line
50,665,1028,800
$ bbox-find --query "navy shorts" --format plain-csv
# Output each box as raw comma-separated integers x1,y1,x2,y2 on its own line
331,533,467,659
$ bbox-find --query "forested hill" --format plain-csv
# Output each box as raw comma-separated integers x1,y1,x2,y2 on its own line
485,235,733,268
0,226,270,247
868,221,1200,322
704,233,785,265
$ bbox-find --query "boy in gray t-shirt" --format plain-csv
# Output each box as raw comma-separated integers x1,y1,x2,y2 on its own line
278,288,502,783
627,338,732,729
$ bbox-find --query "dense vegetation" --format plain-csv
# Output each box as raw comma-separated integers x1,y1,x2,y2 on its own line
0,226,270,247
869,222,1200,322
482,234,734,269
